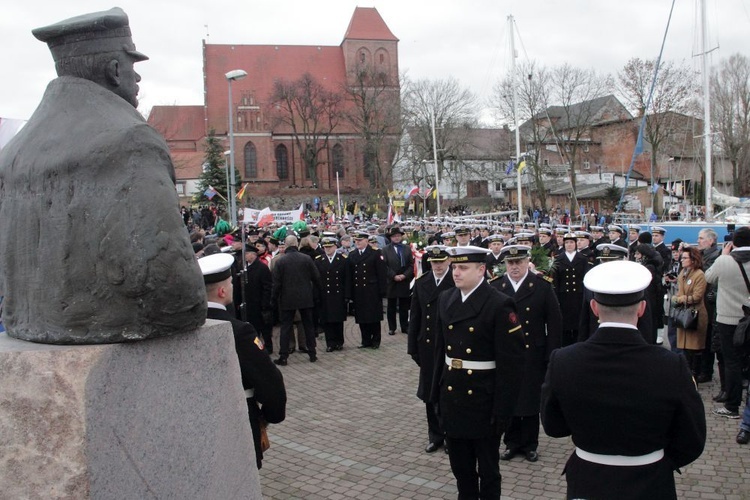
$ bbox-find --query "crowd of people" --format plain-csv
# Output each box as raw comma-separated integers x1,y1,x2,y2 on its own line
182,210,750,499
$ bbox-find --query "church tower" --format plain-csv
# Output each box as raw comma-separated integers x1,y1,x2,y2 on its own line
341,7,399,88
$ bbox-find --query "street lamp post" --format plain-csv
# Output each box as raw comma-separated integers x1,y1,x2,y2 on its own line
226,69,247,226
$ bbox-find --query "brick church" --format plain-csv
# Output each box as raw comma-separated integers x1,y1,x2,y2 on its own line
148,7,400,205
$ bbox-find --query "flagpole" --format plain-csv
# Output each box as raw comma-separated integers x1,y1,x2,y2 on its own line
431,111,441,218
336,172,342,219
509,14,523,222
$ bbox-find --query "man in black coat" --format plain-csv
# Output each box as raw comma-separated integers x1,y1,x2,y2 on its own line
578,244,655,344
608,225,628,249
347,231,388,348
408,245,455,454
490,245,562,463
271,235,323,364
551,233,592,346
627,225,641,261
199,253,287,470
383,227,414,335
541,260,705,500
484,234,505,279
314,237,349,352
241,244,273,353
430,246,526,500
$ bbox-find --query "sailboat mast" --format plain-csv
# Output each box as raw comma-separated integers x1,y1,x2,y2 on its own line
701,0,713,219
509,15,523,221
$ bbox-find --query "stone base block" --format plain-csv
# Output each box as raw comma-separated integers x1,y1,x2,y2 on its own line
0,321,262,499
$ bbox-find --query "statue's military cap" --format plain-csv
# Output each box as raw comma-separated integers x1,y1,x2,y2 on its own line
33,7,149,62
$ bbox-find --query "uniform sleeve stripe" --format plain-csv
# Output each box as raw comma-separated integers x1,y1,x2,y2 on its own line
508,325,522,333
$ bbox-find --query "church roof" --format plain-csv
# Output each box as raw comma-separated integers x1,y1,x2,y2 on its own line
343,7,398,42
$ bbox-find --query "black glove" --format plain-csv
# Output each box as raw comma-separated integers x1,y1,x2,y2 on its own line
410,353,421,367
491,416,510,436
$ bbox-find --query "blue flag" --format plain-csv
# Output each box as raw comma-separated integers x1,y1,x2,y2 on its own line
505,161,514,175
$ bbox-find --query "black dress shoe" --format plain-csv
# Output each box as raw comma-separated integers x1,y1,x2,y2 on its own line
737,430,750,444
326,346,334,352
358,344,372,349
388,330,396,336
525,450,539,462
696,373,712,384
309,354,317,363
273,357,288,366
500,449,518,461
714,391,728,402
299,347,309,353
424,442,443,453
371,343,380,349
335,345,344,351
288,347,296,354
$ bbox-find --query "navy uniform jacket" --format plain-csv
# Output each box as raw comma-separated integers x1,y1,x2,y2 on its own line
408,270,455,401
551,252,592,330
207,306,287,468
347,246,388,323
541,326,706,500
485,253,504,278
240,260,272,326
314,252,349,323
430,282,526,439
490,272,563,415
383,243,414,299
610,237,628,249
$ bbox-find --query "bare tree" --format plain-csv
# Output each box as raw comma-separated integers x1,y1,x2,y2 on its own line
270,73,342,186
711,53,750,196
617,58,698,208
401,77,479,201
342,63,402,197
548,64,611,214
491,61,553,209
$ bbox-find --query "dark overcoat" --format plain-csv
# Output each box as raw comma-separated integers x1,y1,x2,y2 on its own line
347,246,388,323
429,282,526,439
552,252,591,330
490,272,562,415
242,260,272,326
271,247,321,311
314,252,349,323
383,243,414,298
541,326,706,500
407,270,455,401
206,307,287,468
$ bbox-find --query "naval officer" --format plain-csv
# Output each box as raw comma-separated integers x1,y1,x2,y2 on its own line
408,245,455,454
430,245,526,499
199,253,287,470
541,260,706,499
490,245,562,463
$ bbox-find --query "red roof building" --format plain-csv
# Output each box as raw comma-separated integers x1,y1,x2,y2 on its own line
150,7,400,203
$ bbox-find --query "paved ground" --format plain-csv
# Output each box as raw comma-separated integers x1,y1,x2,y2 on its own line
259,318,750,499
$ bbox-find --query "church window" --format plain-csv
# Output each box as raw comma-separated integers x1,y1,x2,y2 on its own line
276,145,289,180
244,142,257,178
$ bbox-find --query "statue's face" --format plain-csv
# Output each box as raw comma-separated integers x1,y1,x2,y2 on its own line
113,54,141,108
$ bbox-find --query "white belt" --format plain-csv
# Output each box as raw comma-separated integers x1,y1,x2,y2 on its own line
244,388,255,398
445,355,496,370
575,447,664,466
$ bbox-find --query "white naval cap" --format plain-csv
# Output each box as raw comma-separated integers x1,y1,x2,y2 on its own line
446,245,491,263
583,260,652,306
198,253,235,284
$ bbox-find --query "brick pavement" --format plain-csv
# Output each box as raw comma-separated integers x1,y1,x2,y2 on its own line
259,319,750,499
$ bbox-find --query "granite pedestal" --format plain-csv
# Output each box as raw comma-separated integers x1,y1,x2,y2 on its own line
0,320,262,499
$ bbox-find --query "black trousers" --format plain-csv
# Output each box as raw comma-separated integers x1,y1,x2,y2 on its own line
561,329,578,347
323,322,344,348
426,401,444,444
279,308,316,357
387,296,411,332
719,322,744,412
503,414,540,453
700,300,717,376
446,434,502,500
359,322,381,347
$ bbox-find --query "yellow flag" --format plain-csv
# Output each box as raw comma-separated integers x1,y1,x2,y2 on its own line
517,161,527,173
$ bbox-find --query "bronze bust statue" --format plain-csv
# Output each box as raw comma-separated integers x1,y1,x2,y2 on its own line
0,8,207,344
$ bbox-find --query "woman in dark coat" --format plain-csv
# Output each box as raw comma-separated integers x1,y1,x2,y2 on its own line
634,244,664,337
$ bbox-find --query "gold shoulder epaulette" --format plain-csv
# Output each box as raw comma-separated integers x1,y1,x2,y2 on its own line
315,255,322,259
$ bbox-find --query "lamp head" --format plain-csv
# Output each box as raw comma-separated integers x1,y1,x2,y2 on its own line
225,69,247,81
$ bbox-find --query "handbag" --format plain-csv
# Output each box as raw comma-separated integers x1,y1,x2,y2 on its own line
672,305,699,330
732,259,750,350
259,421,271,452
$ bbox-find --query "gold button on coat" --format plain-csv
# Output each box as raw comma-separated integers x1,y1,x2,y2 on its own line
447,345,452,351
469,327,474,332
467,370,473,375
467,390,473,395
466,348,472,354
448,325,453,330
448,386,453,391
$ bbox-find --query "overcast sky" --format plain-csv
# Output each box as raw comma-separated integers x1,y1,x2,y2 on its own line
1,0,748,122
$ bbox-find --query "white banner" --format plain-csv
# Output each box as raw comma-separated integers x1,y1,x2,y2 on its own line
242,204,303,226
